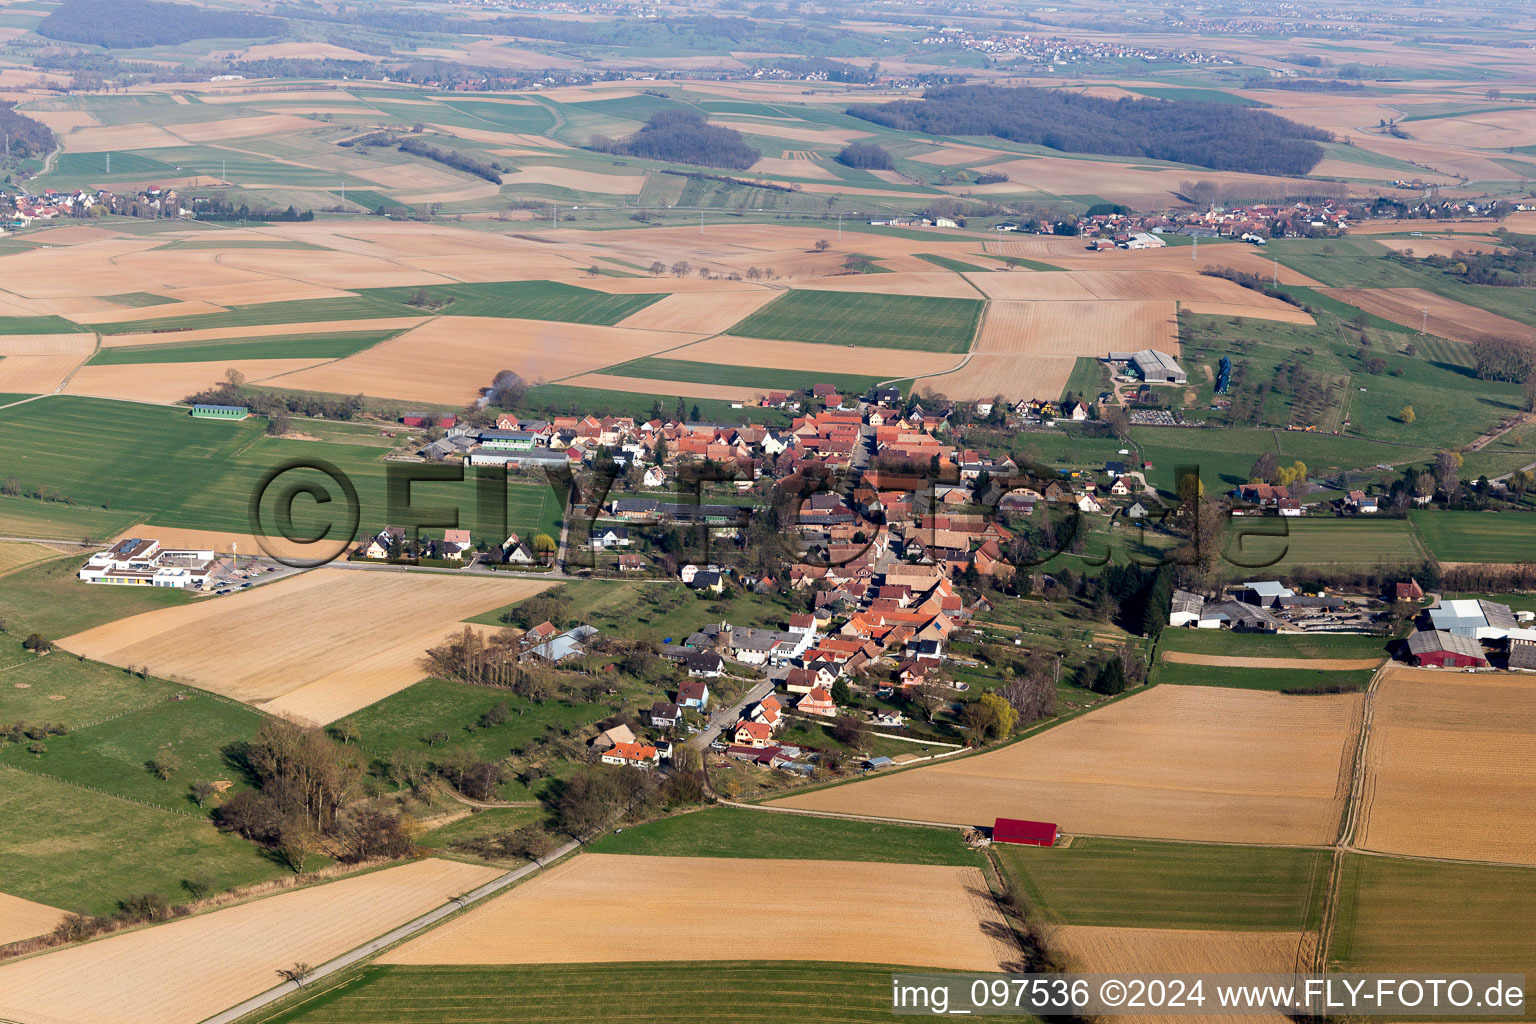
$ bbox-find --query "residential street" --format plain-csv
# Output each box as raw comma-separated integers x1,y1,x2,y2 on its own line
687,678,773,751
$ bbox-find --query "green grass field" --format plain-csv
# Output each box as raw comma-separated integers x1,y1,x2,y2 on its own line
0,653,188,730
1149,664,1375,691
86,330,400,365
519,383,790,427
0,314,90,334
1329,855,1536,975
358,281,663,324
600,357,884,396
997,838,1328,931
343,677,603,766
1222,517,1428,576
417,805,552,860
0,556,191,641
587,807,981,865
0,688,268,812
252,962,929,1024
1408,509,1536,563
0,767,287,914
0,397,558,545
728,290,983,352
88,296,425,335
915,252,990,273
103,291,177,308
1156,629,1389,660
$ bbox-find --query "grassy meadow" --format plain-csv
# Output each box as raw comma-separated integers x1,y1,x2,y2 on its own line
728,291,983,352
587,807,981,866
997,837,1329,931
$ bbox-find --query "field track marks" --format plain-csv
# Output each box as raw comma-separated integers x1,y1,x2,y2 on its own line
1317,663,1384,971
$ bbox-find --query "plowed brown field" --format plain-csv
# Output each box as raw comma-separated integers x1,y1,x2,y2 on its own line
1356,668,1536,865
381,854,1018,970
0,892,67,948
1322,287,1536,346
769,685,1362,844
922,300,1175,400
58,569,550,725
66,359,330,405
0,354,87,394
0,859,499,1024
271,316,703,405
616,289,779,334
1054,926,1304,1022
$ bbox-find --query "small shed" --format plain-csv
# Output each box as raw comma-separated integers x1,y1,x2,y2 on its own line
992,817,1059,847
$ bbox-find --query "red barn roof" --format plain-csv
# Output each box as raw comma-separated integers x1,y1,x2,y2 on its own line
992,817,1058,847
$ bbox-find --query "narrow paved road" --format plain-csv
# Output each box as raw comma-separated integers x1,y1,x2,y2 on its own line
687,678,773,751
198,840,580,1024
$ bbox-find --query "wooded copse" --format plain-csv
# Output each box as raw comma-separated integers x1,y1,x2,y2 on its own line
836,141,893,170
38,0,283,48
590,110,759,170
0,103,55,165
848,85,1331,176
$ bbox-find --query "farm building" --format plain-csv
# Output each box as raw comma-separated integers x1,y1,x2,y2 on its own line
1406,629,1487,668
190,404,248,421
1107,349,1188,385
992,818,1058,847
1426,598,1517,639
1168,589,1204,627
1507,639,1536,671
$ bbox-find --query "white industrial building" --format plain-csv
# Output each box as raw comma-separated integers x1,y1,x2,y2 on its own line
78,538,216,588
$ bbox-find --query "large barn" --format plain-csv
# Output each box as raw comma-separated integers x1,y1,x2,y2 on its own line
992,817,1058,847
1406,629,1487,668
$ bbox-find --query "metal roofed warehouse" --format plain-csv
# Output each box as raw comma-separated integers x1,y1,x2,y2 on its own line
1106,349,1188,385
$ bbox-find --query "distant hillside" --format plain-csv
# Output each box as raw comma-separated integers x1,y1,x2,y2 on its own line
848,85,1331,177
591,111,759,171
38,0,283,48
0,102,54,165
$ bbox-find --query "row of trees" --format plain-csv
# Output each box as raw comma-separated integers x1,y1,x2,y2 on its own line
38,0,282,48
0,103,55,167
396,137,503,184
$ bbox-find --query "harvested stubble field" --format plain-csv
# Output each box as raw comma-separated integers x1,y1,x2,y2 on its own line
1376,236,1507,259
1356,668,1536,866
58,569,551,726
614,289,778,334
790,272,986,299
0,354,89,394
66,357,332,404
0,540,63,577
1322,287,1536,346
1160,652,1384,671
271,317,706,405
0,892,67,948
1177,300,1315,324
970,270,1303,313
769,685,1362,844
0,859,500,1024
98,317,421,348
1054,927,1305,1022
381,853,1018,971
926,299,1175,400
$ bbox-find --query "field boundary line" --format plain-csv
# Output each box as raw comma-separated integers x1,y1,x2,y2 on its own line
0,761,202,818
1315,661,1384,972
